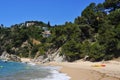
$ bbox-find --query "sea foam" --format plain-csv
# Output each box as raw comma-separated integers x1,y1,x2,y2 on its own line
31,66,71,80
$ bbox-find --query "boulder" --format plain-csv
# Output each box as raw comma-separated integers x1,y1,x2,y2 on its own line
0,51,21,62
0,51,10,60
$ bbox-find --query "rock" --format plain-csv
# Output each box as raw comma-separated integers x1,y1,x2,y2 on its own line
42,58,50,63
0,51,10,60
50,48,66,62
34,55,45,62
35,48,66,63
53,53,66,62
9,54,21,62
0,51,21,62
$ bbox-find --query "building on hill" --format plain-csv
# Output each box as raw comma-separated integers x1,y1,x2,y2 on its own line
42,30,51,37
26,22,35,27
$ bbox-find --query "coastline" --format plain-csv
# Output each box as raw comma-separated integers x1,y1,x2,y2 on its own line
45,61,120,80
21,58,120,80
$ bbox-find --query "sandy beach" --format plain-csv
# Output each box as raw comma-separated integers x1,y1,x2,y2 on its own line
48,60,120,80
21,58,120,80
21,58,31,63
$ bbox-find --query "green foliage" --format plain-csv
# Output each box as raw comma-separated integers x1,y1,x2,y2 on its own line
89,42,105,61
39,48,45,55
18,47,29,58
1,0,120,62
81,3,106,32
103,0,120,11
62,39,81,61
108,9,120,25
74,16,88,25
80,40,91,57
82,3,97,26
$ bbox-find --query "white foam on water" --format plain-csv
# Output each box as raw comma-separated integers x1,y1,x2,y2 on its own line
27,62,36,66
31,66,71,80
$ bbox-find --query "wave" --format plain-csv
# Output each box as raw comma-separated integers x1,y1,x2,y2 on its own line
31,66,71,80
0,60,70,80
27,62,36,66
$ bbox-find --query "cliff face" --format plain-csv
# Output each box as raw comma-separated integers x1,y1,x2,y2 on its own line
34,48,66,63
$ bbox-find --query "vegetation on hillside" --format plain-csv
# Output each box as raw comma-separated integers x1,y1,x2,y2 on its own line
0,0,120,61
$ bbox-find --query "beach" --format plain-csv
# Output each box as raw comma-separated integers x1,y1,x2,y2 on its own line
21,58,31,63
21,58,120,80
47,60,120,80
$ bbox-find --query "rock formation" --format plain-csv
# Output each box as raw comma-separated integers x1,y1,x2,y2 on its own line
34,48,66,63
0,51,21,62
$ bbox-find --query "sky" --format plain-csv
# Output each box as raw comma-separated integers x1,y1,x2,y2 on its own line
0,0,104,27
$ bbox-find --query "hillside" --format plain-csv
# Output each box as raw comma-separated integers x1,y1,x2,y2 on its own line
0,0,120,62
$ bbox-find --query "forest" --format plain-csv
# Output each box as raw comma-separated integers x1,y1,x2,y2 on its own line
0,0,120,62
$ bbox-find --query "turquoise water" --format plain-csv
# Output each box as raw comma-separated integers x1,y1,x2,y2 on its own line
0,60,70,80
0,60,27,76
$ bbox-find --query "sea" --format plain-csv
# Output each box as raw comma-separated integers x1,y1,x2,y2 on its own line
0,60,70,80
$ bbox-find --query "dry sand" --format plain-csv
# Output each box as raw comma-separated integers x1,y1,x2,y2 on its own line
21,58,31,63
48,60,120,80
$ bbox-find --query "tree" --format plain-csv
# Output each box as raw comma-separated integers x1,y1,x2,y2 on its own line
96,3,105,12
104,0,120,12
81,3,96,25
74,16,88,24
0,24,4,29
62,39,81,61
98,22,118,60
47,21,51,28
89,42,105,61
80,40,91,58
79,24,93,40
81,3,106,32
108,9,120,25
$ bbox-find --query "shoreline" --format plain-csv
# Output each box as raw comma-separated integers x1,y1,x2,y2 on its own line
21,58,120,80
44,61,120,80
59,63,120,80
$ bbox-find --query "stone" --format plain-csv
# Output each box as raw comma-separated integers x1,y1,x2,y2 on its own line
35,48,66,63
0,51,21,62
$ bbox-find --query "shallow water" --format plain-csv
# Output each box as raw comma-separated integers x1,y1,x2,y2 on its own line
0,60,70,80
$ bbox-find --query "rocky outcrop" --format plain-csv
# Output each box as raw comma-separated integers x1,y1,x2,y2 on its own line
33,55,45,62
34,48,66,63
0,51,21,62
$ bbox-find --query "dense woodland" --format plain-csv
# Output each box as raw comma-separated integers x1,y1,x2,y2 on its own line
0,0,120,61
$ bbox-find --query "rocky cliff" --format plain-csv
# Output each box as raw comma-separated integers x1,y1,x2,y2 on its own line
33,48,66,63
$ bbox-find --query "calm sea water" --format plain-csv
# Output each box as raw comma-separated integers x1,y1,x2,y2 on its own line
0,60,70,80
